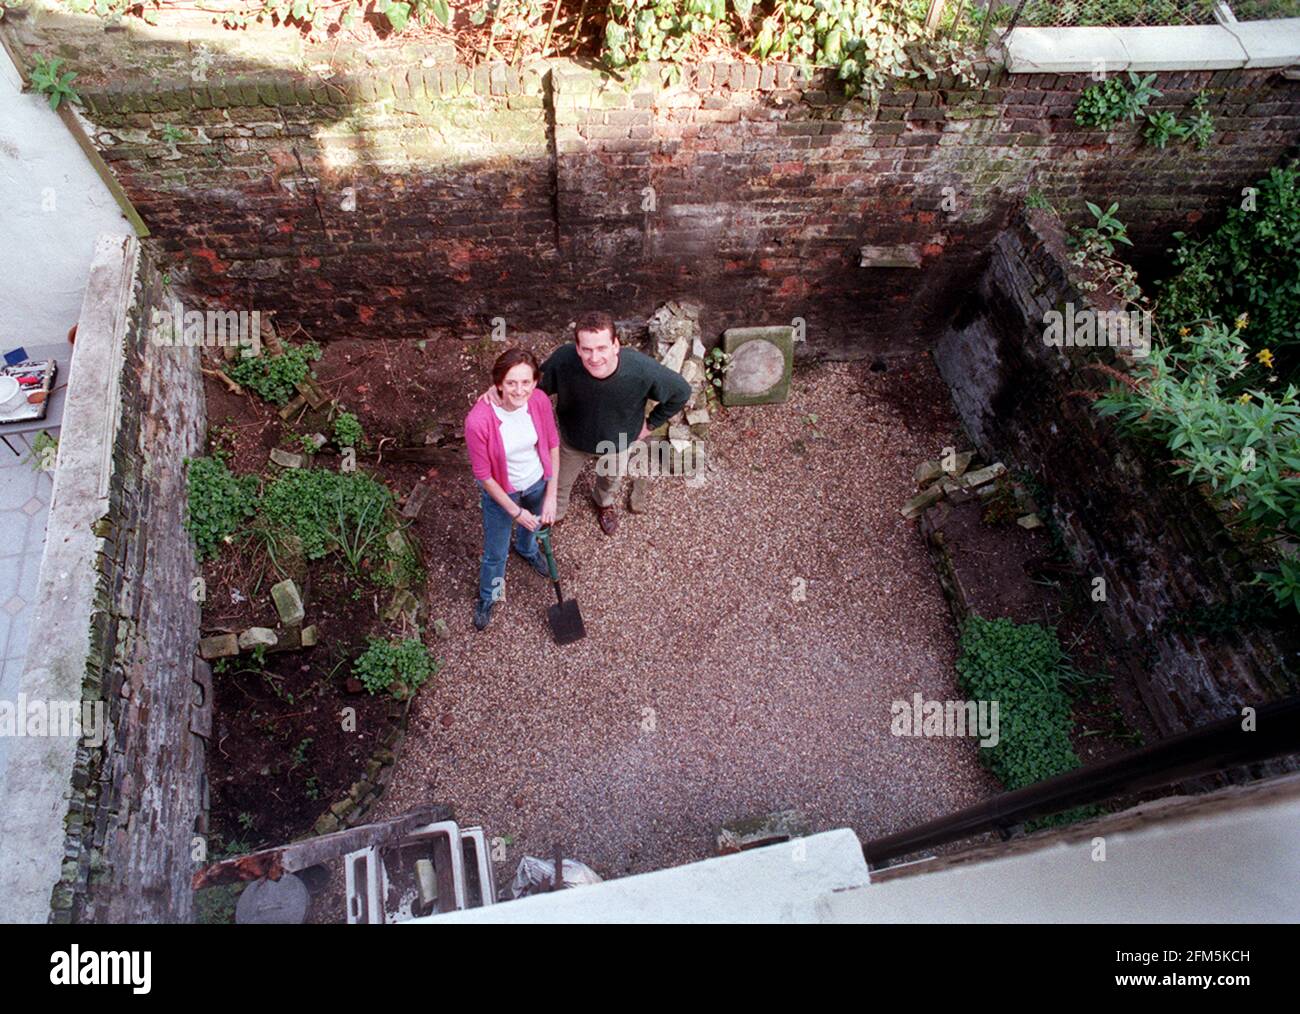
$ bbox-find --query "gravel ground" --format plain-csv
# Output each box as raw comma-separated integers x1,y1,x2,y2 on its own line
372,353,1001,891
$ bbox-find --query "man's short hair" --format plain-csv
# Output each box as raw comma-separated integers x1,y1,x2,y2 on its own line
574,310,616,344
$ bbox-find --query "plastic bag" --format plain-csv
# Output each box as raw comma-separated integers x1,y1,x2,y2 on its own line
509,855,602,899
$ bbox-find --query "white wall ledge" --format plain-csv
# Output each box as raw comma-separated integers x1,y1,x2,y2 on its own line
1006,19,1300,73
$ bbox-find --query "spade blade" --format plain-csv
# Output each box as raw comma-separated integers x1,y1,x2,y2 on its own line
547,598,586,645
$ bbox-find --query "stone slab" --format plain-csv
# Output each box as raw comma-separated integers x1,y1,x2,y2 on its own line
721,326,794,407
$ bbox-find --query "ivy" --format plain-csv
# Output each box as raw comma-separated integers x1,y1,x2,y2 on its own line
333,411,364,449
257,467,397,576
224,341,321,406
185,456,260,561
353,637,440,699
955,615,1098,830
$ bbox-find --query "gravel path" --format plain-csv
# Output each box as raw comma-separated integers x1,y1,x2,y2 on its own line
374,353,1000,885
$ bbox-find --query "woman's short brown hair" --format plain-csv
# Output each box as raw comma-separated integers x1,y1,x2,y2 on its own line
491,346,541,389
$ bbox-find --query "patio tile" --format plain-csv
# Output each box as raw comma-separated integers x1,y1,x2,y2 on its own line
0,465,39,511
21,509,48,555
0,508,28,556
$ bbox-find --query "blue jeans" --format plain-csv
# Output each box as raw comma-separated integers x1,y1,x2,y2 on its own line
478,476,547,607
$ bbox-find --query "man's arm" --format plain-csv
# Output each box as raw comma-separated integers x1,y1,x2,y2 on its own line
538,349,560,396
644,360,693,431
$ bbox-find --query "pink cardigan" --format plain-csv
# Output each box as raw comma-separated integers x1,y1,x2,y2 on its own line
464,389,560,493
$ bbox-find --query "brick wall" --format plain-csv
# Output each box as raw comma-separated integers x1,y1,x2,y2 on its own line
1,11,1291,353
934,210,1299,738
51,248,209,923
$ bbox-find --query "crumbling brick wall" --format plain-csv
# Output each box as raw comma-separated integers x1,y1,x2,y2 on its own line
3,11,1296,351
51,248,209,923
934,210,1299,738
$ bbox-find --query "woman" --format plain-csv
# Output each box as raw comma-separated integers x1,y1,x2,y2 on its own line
464,347,560,631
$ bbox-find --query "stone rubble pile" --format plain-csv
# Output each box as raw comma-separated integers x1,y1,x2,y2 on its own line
901,452,1038,523
647,301,711,472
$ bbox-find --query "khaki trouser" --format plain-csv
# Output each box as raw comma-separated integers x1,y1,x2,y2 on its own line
554,437,628,520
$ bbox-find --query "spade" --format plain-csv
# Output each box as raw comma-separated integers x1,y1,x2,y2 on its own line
536,526,586,645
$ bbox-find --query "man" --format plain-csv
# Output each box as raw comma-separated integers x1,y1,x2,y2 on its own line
539,310,691,535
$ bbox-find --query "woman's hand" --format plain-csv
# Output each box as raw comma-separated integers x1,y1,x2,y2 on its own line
515,507,541,532
541,491,557,525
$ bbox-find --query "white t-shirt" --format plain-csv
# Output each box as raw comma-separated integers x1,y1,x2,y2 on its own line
492,402,544,491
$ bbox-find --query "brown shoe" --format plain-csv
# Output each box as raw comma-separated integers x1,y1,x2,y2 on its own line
596,504,619,536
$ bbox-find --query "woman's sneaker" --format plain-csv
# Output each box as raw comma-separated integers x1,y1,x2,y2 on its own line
473,600,494,631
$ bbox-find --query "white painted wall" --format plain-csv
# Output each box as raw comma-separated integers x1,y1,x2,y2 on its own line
0,44,132,351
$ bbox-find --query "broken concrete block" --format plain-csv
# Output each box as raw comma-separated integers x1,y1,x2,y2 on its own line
1017,513,1044,529
721,326,794,407
915,459,944,488
238,627,279,650
943,451,975,479
383,589,420,623
860,243,922,268
685,406,710,427
402,480,434,519
958,463,1007,490
278,394,307,420
270,447,304,469
716,809,810,855
680,358,705,386
432,619,450,641
301,624,318,647
901,485,945,519
386,528,410,556
692,337,706,359
199,633,239,659
271,579,304,627
661,336,689,375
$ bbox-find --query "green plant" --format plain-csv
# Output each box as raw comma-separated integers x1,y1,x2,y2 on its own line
1074,71,1160,129
1142,109,1187,149
353,637,440,699
290,737,313,770
25,430,59,473
1184,92,1215,150
603,0,982,98
237,811,255,831
29,55,82,110
1024,189,1052,211
1092,321,1300,613
258,467,398,576
185,456,260,562
304,775,321,800
1068,201,1143,306
377,0,452,33
298,432,320,456
159,124,187,145
224,341,321,405
333,411,364,449
704,346,732,391
956,615,1099,829
1158,162,1300,387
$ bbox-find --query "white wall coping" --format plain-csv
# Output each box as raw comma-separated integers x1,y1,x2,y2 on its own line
1006,19,1300,73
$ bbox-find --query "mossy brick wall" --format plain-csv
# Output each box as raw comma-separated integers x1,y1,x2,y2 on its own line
33,49,1300,354
935,211,1299,739
51,250,208,923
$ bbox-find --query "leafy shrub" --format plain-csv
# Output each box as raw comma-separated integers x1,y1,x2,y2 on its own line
225,341,321,405
1158,162,1300,387
29,54,82,110
1142,109,1186,149
258,468,397,575
1074,71,1160,129
353,637,439,699
333,412,364,449
1093,322,1300,613
604,0,983,97
955,615,1096,829
186,456,260,562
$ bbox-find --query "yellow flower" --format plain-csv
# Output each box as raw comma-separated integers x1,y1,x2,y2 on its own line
1237,393,1252,404
1234,313,1249,330
1178,326,1190,337
1257,348,1275,368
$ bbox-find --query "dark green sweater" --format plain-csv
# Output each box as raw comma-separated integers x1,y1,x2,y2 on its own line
539,344,692,454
